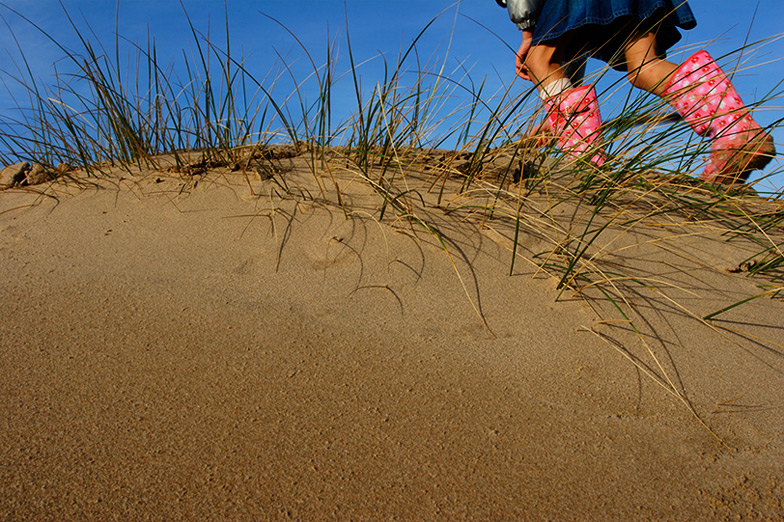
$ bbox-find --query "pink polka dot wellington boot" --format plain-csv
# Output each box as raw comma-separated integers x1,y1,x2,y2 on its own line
544,85,606,167
663,50,775,184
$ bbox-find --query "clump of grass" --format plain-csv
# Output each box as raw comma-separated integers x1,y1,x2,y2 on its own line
0,2,288,175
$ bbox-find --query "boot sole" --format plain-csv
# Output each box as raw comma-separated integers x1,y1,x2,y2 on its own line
712,130,776,185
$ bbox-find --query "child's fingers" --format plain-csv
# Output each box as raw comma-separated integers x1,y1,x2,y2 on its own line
525,119,554,148
516,59,531,80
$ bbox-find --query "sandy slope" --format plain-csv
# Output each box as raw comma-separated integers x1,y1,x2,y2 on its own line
1,151,783,521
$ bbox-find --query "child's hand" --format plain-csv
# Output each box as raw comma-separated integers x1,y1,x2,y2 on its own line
516,30,534,81
525,118,554,148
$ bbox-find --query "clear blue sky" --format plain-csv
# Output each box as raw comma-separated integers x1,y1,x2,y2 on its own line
1,1,782,190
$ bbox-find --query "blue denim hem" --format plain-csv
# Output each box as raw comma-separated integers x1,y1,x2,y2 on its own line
531,0,697,60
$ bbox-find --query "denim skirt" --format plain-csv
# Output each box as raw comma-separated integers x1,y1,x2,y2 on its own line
532,0,697,67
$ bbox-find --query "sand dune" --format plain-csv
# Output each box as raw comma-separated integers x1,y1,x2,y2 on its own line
1,147,783,520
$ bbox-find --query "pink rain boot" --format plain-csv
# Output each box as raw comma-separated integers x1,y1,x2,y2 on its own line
663,50,775,184
543,85,606,166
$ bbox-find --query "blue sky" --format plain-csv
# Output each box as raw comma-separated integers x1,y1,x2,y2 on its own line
1,1,782,190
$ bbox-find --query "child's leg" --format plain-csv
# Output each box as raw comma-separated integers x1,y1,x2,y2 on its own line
526,33,589,97
522,38,570,147
622,33,678,95
524,42,589,147
525,39,571,97
524,36,605,165
624,33,775,183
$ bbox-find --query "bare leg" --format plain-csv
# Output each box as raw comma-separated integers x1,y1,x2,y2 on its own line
522,36,572,146
622,32,678,95
524,35,573,94
523,34,606,164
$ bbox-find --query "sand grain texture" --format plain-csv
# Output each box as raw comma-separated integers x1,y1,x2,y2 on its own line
1,152,783,521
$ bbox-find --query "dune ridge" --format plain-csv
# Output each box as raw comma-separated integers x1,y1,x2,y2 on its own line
1,146,783,520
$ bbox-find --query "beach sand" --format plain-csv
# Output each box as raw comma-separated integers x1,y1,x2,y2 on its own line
1,148,783,520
